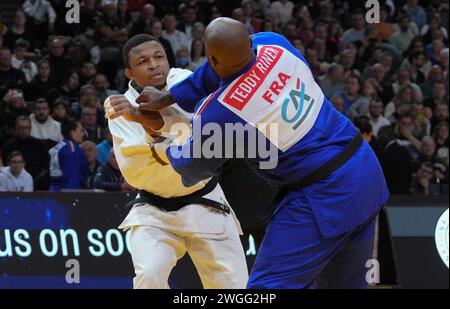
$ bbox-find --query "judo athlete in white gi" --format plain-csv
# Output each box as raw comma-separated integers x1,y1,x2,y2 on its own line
104,34,248,289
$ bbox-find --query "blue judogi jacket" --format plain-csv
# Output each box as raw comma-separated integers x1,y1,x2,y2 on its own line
167,32,389,238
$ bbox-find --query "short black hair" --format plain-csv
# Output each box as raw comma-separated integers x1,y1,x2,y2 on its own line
61,117,79,139
7,151,24,163
122,34,162,68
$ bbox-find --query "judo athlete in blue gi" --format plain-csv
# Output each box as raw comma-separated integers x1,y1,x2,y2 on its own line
120,18,390,289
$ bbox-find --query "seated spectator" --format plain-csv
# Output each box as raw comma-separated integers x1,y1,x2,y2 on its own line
79,61,97,86
431,102,449,131
162,14,190,56
354,115,381,157
335,74,361,115
378,125,412,194
131,4,154,36
2,116,49,182
50,97,69,123
81,107,105,144
11,38,37,82
410,102,432,139
331,95,345,114
319,63,344,100
46,70,80,105
25,59,53,101
385,84,420,119
187,38,206,71
411,136,438,171
96,127,112,166
49,118,88,191
342,9,365,48
392,67,423,98
389,14,416,55
148,19,176,68
94,1,128,80
424,80,448,112
0,151,33,192
242,1,261,34
0,47,27,98
433,121,449,168
93,149,129,191
94,73,119,104
178,4,199,39
44,38,76,86
347,78,378,118
270,0,294,26
30,98,63,143
81,140,101,189
0,89,29,126
232,8,255,35
175,47,190,69
420,65,445,100
368,98,391,137
410,161,442,195
2,9,33,51
22,0,56,49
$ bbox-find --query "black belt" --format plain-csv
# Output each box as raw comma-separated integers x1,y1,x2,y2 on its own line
287,133,363,190
125,177,230,214
258,133,363,223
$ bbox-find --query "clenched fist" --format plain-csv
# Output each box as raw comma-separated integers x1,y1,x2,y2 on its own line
104,95,164,133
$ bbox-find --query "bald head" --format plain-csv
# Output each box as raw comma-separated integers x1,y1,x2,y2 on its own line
204,17,254,79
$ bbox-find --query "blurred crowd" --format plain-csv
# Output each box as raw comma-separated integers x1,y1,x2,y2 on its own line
0,0,448,195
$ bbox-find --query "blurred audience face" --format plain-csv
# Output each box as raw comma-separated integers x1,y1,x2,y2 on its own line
52,103,67,122
352,13,364,30
38,61,50,80
81,62,97,79
192,22,206,40
50,39,65,57
184,7,197,24
15,118,31,140
94,74,109,92
435,103,449,122
332,96,345,112
125,40,170,89
118,0,128,14
436,123,449,141
398,115,414,136
421,136,436,157
150,20,163,38
242,1,253,18
6,90,26,109
164,15,177,33
397,68,412,84
142,4,155,21
34,99,50,123
70,122,85,144
362,80,376,97
0,48,12,69
103,3,116,19
81,107,97,127
81,141,98,164
372,63,385,82
369,100,384,118
176,48,190,68
66,72,79,90
14,45,27,60
232,8,245,23
8,153,25,176
14,10,26,27
433,82,447,99
399,16,410,32
345,76,360,95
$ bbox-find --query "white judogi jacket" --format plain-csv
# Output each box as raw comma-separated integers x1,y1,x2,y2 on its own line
109,68,242,237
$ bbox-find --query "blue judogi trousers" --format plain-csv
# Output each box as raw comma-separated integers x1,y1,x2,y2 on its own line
247,193,378,289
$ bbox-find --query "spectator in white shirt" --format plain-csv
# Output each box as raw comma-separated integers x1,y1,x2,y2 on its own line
11,38,37,82
30,98,63,142
162,14,190,55
0,151,33,192
369,98,391,137
270,0,294,26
